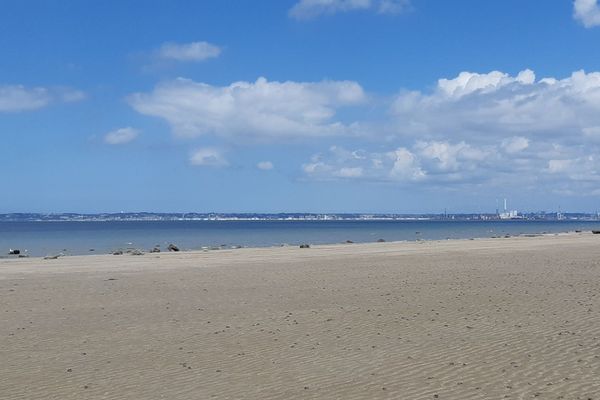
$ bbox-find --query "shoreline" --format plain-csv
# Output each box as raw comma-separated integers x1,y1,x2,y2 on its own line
0,227,592,262
0,229,594,269
3,219,600,259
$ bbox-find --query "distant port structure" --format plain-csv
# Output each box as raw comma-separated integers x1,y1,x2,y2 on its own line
498,198,520,220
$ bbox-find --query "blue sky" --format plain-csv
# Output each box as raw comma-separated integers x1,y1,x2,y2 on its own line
3,0,600,213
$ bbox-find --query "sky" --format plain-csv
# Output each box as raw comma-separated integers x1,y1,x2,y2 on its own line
2,0,600,214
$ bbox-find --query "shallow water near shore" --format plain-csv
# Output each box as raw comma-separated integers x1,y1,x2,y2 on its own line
2,219,600,257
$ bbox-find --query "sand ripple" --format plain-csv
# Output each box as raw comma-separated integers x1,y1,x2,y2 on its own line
1,234,600,399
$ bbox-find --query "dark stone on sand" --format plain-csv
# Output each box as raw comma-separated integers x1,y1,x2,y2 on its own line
18,254,29,258
113,250,123,255
345,240,354,243
377,239,386,243
150,246,161,253
168,244,180,252
8,249,20,255
593,230,600,234
299,244,310,248
43,254,63,260
127,249,144,256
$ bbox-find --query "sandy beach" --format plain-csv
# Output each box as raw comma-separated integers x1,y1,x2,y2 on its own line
1,233,600,399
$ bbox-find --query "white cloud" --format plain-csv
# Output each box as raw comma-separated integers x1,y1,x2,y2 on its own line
129,77,365,140
544,155,600,181
257,161,274,170
414,140,488,173
501,136,529,154
302,137,600,196
303,144,427,182
547,159,572,174
437,69,535,98
289,0,409,19
389,147,426,181
129,68,600,195
574,0,600,27
0,85,84,112
190,148,228,167
337,166,363,177
391,69,600,145
157,41,221,62
104,127,139,145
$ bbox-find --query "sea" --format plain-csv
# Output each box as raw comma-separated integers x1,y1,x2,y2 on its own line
2,219,600,257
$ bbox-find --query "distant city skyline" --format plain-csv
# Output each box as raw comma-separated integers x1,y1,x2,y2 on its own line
3,1,600,213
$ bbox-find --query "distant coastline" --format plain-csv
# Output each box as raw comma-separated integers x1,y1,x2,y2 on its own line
2,211,599,222
3,218,600,257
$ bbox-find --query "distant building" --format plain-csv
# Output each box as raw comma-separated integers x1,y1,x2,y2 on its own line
498,198,520,219
499,210,519,219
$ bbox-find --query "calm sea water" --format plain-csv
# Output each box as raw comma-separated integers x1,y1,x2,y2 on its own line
1,220,600,257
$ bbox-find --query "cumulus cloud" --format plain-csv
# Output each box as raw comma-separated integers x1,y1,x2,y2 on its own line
157,41,221,62
303,144,426,182
190,148,229,167
289,0,409,19
129,77,365,140
257,161,274,170
389,148,425,181
386,67,600,193
128,68,600,195
0,85,84,112
104,127,139,145
303,137,600,196
391,69,600,146
574,0,600,27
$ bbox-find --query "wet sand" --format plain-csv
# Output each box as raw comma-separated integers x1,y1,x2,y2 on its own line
1,233,600,399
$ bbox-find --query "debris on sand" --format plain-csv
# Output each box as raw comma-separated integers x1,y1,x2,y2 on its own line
43,253,64,260
299,244,310,249
8,249,20,255
377,239,386,243
168,244,180,252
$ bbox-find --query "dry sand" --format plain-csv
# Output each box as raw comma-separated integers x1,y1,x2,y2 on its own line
1,233,600,399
